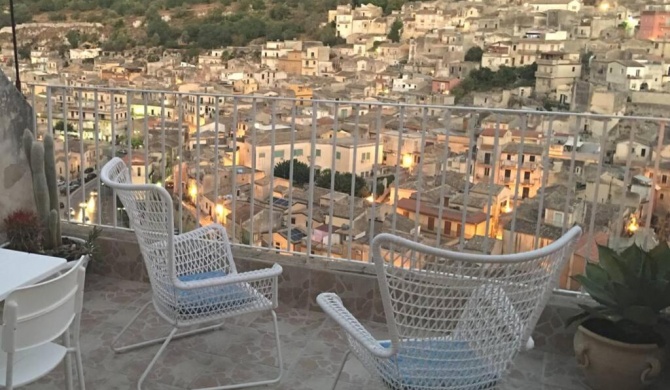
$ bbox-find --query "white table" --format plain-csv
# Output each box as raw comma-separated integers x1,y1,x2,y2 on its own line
0,248,66,300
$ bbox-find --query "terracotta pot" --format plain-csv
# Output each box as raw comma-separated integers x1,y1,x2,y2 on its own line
574,324,664,390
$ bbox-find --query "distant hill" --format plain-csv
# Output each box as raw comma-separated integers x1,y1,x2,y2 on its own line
8,0,409,55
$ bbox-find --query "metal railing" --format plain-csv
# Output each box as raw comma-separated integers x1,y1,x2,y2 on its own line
25,83,670,292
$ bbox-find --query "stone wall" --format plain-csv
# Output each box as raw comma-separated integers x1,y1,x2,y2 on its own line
0,70,35,231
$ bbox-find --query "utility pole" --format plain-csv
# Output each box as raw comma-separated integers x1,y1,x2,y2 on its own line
9,0,21,91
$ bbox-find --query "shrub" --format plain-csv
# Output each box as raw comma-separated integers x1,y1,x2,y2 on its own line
4,210,42,253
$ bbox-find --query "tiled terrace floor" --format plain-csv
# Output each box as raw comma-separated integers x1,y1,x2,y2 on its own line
21,274,667,390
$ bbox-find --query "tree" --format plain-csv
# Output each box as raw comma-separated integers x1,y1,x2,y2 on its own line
66,30,81,48
53,121,74,133
464,46,483,62
273,159,312,186
316,169,370,198
17,45,31,60
318,23,345,47
269,4,290,20
251,0,265,10
131,136,144,149
387,18,402,43
13,3,32,24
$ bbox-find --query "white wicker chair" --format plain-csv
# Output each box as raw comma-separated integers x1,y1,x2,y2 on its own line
317,226,582,390
101,157,283,390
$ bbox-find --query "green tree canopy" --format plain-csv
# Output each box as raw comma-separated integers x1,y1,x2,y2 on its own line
66,30,81,48
273,159,312,186
316,169,370,198
464,46,483,62
53,120,75,133
388,18,402,43
450,63,538,102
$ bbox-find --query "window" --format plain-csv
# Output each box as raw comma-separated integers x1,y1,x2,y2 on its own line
316,149,321,157
336,151,341,160
661,193,665,200
484,167,490,176
273,150,285,159
641,148,646,157
524,171,530,180
552,211,564,226
504,169,511,178
507,154,512,160
484,153,491,164
294,149,303,157
663,175,668,184
137,167,141,176
259,152,266,158
522,187,530,199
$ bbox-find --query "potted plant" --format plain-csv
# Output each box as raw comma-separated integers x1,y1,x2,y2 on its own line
3,209,101,262
569,242,670,390
0,129,102,263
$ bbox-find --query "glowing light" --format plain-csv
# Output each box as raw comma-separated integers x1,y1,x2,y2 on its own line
366,195,374,203
189,184,198,200
87,197,96,213
599,2,609,11
627,215,639,234
216,204,224,217
156,181,162,187
401,154,414,168
503,204,512,213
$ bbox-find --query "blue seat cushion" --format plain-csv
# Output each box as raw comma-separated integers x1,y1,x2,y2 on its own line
174,270,256,314
378,339,498,390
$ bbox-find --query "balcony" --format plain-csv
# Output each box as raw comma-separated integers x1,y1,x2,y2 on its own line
3,81,670,389
500,159,539,170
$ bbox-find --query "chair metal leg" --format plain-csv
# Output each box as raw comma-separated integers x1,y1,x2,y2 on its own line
75,342,86,390
112,301,224,354
137,327,178,390
196,310,284,390
63,329,74,390
330,350,351,390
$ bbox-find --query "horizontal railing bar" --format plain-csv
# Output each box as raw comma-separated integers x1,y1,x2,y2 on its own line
26,83,670,122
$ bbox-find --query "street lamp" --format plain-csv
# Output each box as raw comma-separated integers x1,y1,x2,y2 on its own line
79,202,88,223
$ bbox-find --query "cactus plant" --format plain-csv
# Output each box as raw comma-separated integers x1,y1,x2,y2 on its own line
23,129,62,250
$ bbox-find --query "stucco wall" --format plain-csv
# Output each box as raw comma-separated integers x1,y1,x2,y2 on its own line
0,70,35,231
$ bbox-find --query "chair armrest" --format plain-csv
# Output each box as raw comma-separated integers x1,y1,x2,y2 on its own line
317,293,395,359
173,264,283,290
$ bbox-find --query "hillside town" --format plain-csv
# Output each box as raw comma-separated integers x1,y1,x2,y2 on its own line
6,0,670,290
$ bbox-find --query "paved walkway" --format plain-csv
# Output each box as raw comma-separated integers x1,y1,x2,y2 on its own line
22,274,667,389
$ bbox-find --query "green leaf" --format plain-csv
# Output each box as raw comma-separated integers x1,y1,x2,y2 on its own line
573,274,617,307
585,262,609,286
650,241,670,280
597,245,627,283
649,240,670,262
622,306,658,326
612,282,639,307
